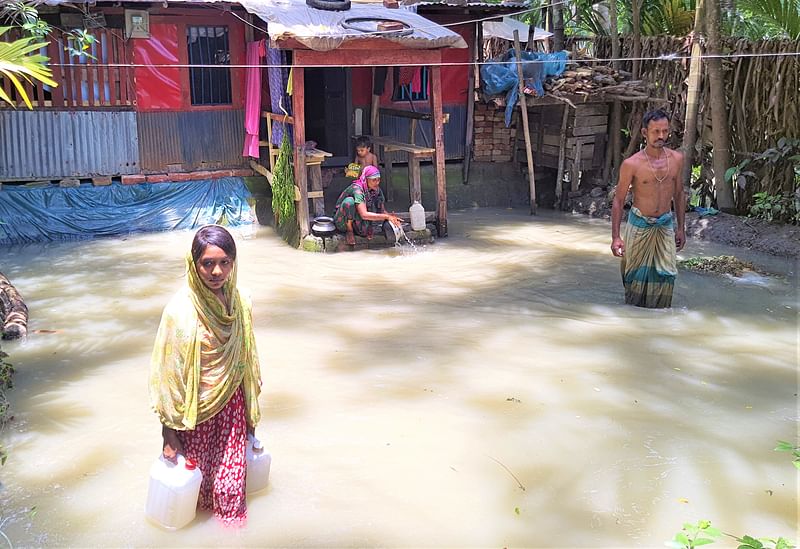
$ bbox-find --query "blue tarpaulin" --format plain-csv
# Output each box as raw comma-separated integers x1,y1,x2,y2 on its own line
480,49,569,127
0,177,256,245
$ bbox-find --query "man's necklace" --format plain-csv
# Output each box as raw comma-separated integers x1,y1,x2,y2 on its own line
644,148,669,183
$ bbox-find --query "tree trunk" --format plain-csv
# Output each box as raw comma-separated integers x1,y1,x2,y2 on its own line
0,272,27,340
681,0,705,192
632,0,643,79
553,4,565,52
706,0,735,210
604,0,622,184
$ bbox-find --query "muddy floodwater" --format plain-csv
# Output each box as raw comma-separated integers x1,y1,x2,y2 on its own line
0,208,796,547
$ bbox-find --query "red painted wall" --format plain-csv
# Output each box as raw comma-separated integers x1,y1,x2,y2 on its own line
132,12,246,112
349,24,474,108
133,23,182,110
440,24,473,105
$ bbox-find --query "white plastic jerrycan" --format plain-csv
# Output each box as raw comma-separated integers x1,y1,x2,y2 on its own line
145,454,203,530
409,200,426,231
246,434,272,494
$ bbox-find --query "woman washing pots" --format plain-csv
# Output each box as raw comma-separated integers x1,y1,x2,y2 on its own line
333,165,403,246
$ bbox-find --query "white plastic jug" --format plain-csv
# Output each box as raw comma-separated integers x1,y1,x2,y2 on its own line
409,201,426,231
145,454,203,530
246,434,272,494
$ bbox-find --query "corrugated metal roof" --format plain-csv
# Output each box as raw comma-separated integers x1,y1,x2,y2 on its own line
402,0,527,8
42,1,230,4
239,0,467,51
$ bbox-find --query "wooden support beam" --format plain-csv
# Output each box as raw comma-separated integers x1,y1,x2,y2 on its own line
429,63,448,237
292,66,310,239
513,30,537,215
378,107,449,123
262,111,294,124
462,23,478,185
308,164,325,217
409,156,422,204
249,159,274,186
555,105,569,209
293,47,439,67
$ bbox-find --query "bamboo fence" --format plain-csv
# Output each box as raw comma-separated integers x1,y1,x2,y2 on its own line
568,35,799,210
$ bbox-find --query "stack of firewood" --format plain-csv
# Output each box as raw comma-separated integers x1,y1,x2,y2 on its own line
541,61,652,101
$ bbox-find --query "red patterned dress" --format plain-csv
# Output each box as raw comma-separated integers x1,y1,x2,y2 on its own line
178,387,248,525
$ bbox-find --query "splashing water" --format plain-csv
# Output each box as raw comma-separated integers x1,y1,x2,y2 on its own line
392,223,418,253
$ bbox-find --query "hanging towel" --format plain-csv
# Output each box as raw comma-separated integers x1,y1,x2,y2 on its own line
242,40,265,158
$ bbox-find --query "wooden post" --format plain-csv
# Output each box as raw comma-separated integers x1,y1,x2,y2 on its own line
513,30,537,214
429,63,448,236
266,113,275,172
409,155,422,204
681,0,704,190
462,23,478,185
571,140,583,192
384,151,394,202
555,105,569,209
308,163,325,217
371,68,381,138
292,66,310,239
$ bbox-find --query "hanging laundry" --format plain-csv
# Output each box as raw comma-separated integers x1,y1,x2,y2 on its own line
242,39,265,158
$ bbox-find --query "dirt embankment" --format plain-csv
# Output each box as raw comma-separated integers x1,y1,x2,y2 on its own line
568,191,800,258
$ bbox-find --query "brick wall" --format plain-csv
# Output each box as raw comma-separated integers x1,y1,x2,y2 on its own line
472,103,517,162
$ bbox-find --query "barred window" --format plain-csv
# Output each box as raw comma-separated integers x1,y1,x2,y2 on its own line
392,66,429,102
187,26,231,106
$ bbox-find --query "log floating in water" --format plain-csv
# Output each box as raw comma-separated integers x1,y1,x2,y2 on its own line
0,272,27,340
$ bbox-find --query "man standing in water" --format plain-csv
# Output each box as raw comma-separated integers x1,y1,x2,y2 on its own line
610,109,686,308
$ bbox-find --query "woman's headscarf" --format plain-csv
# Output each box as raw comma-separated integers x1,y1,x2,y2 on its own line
150,235,261,431
353,165,381,195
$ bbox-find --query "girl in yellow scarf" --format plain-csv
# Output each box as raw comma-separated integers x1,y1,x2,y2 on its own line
150,225,261,525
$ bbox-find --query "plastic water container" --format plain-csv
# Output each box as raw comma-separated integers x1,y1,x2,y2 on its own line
410,201,426,231
246,434,272,494
145,454,203,530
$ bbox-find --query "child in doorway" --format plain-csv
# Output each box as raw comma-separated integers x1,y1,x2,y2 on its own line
345,136,378,178
354,136,379,169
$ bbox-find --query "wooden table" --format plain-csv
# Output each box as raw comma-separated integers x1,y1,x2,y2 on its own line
365,136,435,206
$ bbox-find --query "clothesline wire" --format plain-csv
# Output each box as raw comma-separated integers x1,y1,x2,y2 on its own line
47,49,800,70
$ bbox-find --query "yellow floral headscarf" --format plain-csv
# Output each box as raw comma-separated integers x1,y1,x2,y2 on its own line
149,243,261,431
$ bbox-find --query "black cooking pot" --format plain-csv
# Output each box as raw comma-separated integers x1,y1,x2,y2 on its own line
311,216,337,237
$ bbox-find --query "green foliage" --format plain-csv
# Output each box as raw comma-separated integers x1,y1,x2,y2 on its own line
0,1,100,109
726,0,800,39
748,192,799,223
732,534,795,549
774,440,800,470
0,26,56,109
727,138,800,222
666,520,722,549
271,133,296,229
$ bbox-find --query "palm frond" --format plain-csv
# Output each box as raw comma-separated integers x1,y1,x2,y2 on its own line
0,28,55,108
734,0,800,39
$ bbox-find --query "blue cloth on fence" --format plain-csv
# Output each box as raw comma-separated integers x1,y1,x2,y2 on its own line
480,49,569,127
267,46,292,146
0,177,255,245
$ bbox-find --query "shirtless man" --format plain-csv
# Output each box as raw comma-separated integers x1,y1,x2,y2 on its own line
610,109,686,308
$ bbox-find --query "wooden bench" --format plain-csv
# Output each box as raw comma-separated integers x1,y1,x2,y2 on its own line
364,135,435,205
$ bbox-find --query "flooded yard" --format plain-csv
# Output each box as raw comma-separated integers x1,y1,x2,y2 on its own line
0,208,796,547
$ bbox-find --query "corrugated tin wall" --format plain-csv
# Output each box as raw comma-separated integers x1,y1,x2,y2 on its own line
378,105,466,162
0,111,139,181
137,110,246,172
